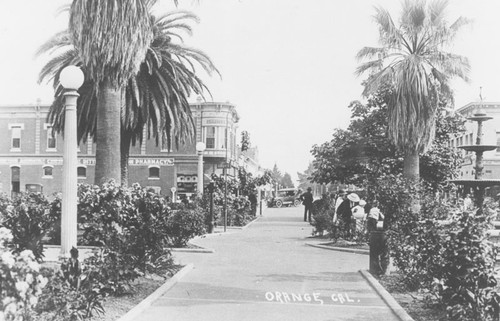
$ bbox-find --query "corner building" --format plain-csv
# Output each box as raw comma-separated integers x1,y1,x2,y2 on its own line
0,101,240,199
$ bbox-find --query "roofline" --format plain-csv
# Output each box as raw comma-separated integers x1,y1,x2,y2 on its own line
456,101,500,114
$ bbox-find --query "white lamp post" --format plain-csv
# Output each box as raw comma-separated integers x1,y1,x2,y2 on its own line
196,142,206,196
59,65,84,257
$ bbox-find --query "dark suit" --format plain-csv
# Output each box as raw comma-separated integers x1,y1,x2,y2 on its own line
336,199,353,238
300,191,313,222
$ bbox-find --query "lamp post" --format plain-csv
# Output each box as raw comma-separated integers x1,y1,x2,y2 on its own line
196,142,206,196
59,65,84,257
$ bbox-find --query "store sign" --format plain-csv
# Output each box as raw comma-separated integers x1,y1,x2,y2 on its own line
0,157,173,166
128,158,174,166
202,118,228,126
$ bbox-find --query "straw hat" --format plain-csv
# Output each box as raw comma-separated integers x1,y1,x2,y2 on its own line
347,193,360,202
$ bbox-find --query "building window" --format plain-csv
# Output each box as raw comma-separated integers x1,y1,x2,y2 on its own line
77,166,86,179
206,127,216,149
46,126,56,150
10,126,22,150
42,166,53,178
149,166,160,179
11,166,20,194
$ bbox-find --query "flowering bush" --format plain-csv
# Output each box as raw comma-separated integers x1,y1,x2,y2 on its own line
366,173,500,320
166,206,206,247
0,227,47,321
1,193,57,261
311,195,335,236
36,255,105,320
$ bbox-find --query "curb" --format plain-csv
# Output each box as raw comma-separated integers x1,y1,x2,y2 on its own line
170,247,215,254
306,242,369,255
241,216,261,230
359,270,415,321
117,263,194,321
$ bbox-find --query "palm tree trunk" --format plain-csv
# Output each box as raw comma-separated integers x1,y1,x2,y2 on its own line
121,130,132,187
403,150,419,182
95,79,121,185
403,150,420,213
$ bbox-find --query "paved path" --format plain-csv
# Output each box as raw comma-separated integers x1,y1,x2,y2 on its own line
134,206,400,321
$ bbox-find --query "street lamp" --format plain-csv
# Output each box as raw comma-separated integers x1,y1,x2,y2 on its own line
196,142,206,196
59,65,84,257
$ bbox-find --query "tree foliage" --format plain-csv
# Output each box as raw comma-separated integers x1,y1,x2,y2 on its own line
356,0,470,181
310,89,465,192
280,173,294,188
297,162,315,191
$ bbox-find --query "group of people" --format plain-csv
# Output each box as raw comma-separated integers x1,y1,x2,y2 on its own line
300,187,384,239
333,190,384,238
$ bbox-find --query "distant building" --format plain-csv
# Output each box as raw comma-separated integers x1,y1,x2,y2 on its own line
453,101,500,196
0,101,261,200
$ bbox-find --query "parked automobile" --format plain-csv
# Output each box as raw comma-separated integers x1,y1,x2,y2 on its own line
267,188,302,208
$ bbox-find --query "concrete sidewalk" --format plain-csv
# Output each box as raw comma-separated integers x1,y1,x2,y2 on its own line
125,206,402,321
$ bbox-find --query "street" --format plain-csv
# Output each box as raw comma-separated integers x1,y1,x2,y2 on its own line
131,205,400,321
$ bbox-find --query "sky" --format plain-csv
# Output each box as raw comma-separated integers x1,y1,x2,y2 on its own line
1,0,500,183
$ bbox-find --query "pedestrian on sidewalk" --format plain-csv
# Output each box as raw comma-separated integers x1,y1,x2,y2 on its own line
366,200,384,233
300,187,314,222
352,199,366,233
337,193,359,239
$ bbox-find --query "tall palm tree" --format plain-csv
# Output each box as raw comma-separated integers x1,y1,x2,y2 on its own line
67,0,153,185
356,0,470,181
38,10,218,185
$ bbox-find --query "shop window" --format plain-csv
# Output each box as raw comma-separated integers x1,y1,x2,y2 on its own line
149,166,160,179
42,166,53,178
77,166,86,179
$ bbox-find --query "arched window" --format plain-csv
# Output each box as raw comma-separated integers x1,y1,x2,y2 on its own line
149,166,160,179
77,166,86,179
42,165,53,178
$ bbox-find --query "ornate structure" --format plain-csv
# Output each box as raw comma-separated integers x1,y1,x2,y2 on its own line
452,100,500,208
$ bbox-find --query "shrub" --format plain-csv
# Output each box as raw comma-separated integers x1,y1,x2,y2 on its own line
311,196,335,236
83,247,140,295
0,228,48,321
36,252,105,320
166,206,206,247
434,210,500,321
1,193,57,261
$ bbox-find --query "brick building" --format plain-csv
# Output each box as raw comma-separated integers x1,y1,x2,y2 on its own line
0,101,246,199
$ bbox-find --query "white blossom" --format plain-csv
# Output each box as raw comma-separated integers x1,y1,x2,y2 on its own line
15,281,29,297
25,273,34,284
27,260,40,272
1,252,15,268
37,275,48,288
20,250,34,261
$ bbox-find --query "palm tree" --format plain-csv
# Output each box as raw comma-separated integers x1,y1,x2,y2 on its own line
67,0,154,185
356,0,470,181
38,10,218,185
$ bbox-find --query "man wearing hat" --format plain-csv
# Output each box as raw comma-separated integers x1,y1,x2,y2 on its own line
300,187,314,222
334,190,346,213
336,192,360,238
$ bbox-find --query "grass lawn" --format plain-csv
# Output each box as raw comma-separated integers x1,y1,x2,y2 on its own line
94,276,165,321
377,273,446,321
